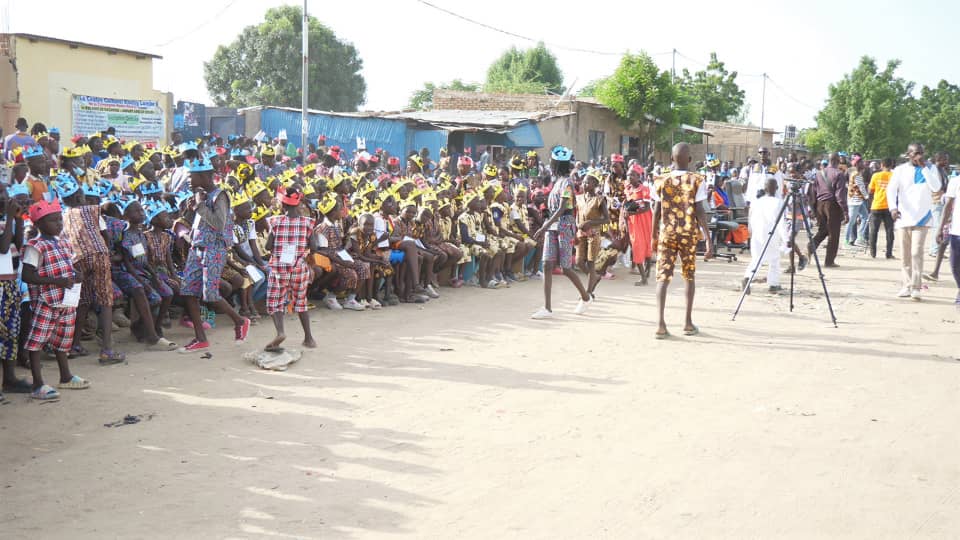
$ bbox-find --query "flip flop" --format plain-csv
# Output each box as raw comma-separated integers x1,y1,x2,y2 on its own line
99,349,126,365
31,384,60,400
148,337,178,351
683,325,700,336
654,330,670,340
58,375,90,390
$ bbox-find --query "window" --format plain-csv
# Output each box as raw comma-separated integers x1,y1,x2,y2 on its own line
588,130,605,162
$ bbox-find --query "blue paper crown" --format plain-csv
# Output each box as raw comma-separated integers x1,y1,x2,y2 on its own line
179,141,199,154
143,200,166,224
116,196,138,214
185,158,214,173
49,127,60,134
551,145,572,162
23,145,45,159
140,182,163,196
121,155,135,170
55,172,81,199
7,183,29,198
82,184,100,198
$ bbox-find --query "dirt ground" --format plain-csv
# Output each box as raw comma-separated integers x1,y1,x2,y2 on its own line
3,241,960,539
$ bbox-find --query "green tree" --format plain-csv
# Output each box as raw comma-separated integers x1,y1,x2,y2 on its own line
407,80,480,110
577,79,605,98
204,5,366,111
594,52,678,144
678,53,745,123
485,42,564,94
797,127,827,155
912,80,960,159
815,56,914,157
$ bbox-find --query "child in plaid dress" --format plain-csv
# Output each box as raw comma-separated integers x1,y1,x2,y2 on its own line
264,187,317,351
21,199,89,400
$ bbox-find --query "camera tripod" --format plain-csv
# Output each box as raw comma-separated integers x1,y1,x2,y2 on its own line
731,182,838,327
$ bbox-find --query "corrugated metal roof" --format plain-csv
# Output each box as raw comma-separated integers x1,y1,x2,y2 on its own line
383,110,575,134
11,33,162,59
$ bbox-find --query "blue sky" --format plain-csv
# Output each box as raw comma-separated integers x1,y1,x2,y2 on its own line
5,0,957,136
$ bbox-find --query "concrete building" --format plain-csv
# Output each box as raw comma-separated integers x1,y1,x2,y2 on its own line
432,90,657,163
690,120,787,165
0,33,172,144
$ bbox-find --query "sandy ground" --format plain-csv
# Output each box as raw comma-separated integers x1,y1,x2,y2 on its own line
3,238,960,540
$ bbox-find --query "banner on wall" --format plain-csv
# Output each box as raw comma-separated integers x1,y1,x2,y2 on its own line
72,95,165,142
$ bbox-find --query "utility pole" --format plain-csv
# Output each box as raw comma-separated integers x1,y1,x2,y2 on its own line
759,73,767,149
670,48,676,147
301,0,309,152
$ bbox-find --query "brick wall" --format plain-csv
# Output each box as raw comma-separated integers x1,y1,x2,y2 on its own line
0,34,12,57
433,90,574,113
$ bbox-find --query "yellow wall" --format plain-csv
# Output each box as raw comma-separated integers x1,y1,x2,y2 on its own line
12,36,167,144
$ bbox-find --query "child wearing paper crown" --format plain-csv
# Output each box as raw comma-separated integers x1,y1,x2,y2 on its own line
144,201,180,330
264,186,317,351
0,187,29,400
59,174,125,364
179,157,251,354
21,198,88,400
111,198,176,350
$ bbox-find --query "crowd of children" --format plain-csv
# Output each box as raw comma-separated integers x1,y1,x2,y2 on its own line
0,121,666,401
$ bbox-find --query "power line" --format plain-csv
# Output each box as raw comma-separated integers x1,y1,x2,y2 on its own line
152,0,239,48
765,76,821,110
414,0,624,56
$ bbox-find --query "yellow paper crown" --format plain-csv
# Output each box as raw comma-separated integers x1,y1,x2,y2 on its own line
245,179,268,199
230,190,251,208
129,175,148,192
62,146,84,159
261,145,276,157
251,203,271,221
318,193,338,214
483,164,498,178
303,163,316,174
135,154,154,172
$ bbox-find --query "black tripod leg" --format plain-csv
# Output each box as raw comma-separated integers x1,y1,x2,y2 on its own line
798,202,839,327
732,196,791,321
790,198,797,311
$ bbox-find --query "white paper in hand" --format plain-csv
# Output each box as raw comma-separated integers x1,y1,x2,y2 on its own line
337,249,354,263
245,264,265,284
279,244,296,264
22,245,40,268
60,283,82,308
0,252,14,278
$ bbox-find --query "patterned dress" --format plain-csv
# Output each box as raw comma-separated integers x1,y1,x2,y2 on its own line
145,228,179,297
182,189,233,302
654,171,706,283
543,177,577,269
63,204,113,308
316,218,359,290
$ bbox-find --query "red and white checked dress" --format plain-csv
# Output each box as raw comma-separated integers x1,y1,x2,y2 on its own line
266,215,315,314
24,235,78,352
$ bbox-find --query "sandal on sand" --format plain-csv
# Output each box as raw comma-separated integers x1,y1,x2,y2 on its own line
683,325,700,336
99,350,126,365
148,337,177,351
68,344,90,359
654,330,670,340
31,385,60,400
58,375,90,390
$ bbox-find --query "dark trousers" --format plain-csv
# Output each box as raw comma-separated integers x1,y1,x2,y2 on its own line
950,235,960,292
812,200,844,265
869,209,895,258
